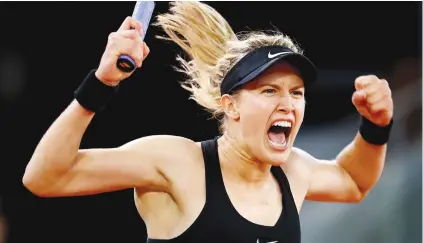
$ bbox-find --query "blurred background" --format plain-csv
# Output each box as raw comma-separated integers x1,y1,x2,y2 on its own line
0,1,421,243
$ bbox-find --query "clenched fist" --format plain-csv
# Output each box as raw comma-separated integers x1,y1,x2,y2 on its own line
352,75,393,127
95,17,150,86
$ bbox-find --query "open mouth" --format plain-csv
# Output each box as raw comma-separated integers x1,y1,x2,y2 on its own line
267,121,292,150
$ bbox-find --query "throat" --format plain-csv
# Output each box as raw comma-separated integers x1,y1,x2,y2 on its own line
217,134,273,184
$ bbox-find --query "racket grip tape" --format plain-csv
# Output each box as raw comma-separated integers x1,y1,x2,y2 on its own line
117,54,136,73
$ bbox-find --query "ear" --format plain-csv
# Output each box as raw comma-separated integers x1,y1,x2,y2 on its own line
221,94,240,120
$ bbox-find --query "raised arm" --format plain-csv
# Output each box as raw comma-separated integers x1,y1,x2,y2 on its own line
302,75,394,203
22,17,178,197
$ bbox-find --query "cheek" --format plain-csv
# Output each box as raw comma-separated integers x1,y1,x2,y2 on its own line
293,101,305,132
239,97,275,133
240,97,275,120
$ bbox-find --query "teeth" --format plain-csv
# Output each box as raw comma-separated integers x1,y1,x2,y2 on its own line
269,140,287,148
272,121,292,128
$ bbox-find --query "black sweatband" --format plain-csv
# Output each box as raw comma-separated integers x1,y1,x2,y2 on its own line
359,116,393,145
74,69,119,113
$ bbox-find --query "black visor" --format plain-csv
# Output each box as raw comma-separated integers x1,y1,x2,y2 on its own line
220,46,317,95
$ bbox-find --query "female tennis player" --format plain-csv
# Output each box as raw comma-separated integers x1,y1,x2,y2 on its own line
23,2,393,243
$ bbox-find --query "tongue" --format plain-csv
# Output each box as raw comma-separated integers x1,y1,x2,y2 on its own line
268,132,286,144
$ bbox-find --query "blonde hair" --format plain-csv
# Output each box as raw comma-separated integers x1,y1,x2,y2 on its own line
155,1,303,132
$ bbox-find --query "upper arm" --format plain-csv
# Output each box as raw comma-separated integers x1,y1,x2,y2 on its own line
43,135,196,197
293,148,363,203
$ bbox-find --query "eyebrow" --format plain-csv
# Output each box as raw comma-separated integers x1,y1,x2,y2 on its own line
291,84,305,90
260,83,304,90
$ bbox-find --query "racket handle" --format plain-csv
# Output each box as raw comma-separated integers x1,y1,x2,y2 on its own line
117,54,136,73
115,1,155,73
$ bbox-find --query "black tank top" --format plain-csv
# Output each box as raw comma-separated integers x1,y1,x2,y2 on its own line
147,138,301,243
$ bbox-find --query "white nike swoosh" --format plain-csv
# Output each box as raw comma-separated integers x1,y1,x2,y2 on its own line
268,51,290,59
256,240,278,243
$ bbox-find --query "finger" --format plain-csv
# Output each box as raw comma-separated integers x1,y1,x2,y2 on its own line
352,90,367,106
367,90,390,105
355,75,377,91
365,80,391,104
136,44,144,68
142,42,150,60
355,105,372,122
118,29,142,40
110,36,143,63
118,16,142,32
369,100,389,114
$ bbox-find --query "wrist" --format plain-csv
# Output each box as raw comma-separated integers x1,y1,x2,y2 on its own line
359,116,393,145
74,69,119,113
95,70,119,87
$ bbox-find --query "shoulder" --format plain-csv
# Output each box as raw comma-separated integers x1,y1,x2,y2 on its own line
123,134,198,149
121,135,204,175
290,147,335,167
285,147,337,181
283,147,319,178
122,135,202,158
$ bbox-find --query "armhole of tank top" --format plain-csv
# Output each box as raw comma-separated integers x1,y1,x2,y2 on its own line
200,138,222,200
272,166,299,214
146,139,221,243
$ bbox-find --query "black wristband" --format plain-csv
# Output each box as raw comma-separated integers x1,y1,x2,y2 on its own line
359,116,393,145
74,69,119,113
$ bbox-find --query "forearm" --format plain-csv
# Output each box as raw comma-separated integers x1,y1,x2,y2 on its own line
23,100,94,188
336,132,387,195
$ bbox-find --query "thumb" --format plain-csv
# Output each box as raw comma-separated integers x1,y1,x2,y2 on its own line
352,90,372,119
352,90,367,107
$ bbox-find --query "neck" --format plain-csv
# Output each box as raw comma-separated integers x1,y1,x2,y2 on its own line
217,133,273,186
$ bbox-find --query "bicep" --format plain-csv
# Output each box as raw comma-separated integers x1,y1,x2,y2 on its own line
305,160,362,202
51,147,167,197
293,148,362,203
46,135,190,197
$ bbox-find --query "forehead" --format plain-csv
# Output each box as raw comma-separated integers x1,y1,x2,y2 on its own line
245,62,305,89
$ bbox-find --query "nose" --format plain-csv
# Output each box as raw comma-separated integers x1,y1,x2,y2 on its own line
277,96,295,113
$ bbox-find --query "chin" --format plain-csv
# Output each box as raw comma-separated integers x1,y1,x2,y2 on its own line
267,148,292,165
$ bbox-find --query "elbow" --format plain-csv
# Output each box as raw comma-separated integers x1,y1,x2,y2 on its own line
22,173,45,197
349,187,370,203
22,166,54,198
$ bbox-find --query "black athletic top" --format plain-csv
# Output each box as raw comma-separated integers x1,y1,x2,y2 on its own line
147,138,301,243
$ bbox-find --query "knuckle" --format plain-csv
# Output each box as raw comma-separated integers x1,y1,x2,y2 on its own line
108,32,117,41
133,30,141,39
355,76,363,83
370,105,382,113
383,79,390,88
134,54,143,64
385,86,392,96
127,30,136,39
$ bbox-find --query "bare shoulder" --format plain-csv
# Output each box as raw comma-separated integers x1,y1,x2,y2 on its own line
290,147,336,168
290,147,314,162
123,134,199,152
126,134,204,181
133,135,206,224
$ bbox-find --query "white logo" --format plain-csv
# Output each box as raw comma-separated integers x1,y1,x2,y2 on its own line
268,51,290,59
256,240,278,243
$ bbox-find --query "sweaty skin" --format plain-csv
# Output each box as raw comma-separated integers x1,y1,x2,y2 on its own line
22,17,391,241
